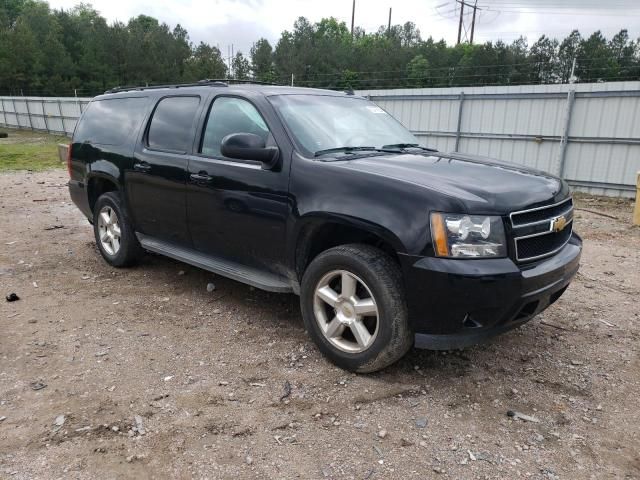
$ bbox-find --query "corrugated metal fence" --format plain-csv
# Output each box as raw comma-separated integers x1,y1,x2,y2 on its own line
0,96,91,137
357,81,640,198
1,82,639,197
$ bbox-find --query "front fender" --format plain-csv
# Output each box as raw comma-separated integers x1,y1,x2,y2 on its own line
293,212,406,254
289,155,461,258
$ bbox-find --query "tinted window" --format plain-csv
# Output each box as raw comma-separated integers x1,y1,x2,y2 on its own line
148,96,200,152
74,97,148,146
201,97,270,158
269,95,418,156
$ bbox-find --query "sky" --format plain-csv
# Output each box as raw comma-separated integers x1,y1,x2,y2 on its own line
45,0,640,58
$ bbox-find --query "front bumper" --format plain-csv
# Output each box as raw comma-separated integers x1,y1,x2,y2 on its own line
401,233,582,350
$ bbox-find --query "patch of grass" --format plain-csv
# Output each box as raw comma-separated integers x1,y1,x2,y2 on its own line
0,129,70,171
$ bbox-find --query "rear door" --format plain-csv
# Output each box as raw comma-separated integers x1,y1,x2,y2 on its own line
126,95,202,246
70,96,149,218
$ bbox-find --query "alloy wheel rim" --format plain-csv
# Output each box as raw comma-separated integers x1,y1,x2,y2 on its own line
313,269,379,353
97,206,121,256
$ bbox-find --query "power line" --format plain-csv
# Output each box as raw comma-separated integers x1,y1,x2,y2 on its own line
277,57,638,79
481,7,640,16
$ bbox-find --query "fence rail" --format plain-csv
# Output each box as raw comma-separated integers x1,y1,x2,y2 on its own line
2,82,640,198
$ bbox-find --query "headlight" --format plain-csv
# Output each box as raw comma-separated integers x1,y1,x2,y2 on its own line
430,212,507,258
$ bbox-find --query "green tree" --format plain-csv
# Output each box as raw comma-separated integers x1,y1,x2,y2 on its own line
608,30,637,80
407,54,429,87
171,24,191,80
250,38,274,82
529,35,559,83
231,52,251,79
336,69,358,90
0,4,638,95
578,31,610,82
557,30,582,83
184,42,227,81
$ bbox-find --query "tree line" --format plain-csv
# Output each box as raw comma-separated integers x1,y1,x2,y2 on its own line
1,0,638,96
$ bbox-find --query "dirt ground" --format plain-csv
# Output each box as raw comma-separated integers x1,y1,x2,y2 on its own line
0,169,639,480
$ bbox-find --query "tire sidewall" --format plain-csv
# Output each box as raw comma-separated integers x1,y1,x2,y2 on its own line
301,250,397,371
93,192,135,267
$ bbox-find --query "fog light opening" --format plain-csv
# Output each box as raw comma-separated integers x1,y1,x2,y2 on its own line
549,286,568,306
515,300,539,320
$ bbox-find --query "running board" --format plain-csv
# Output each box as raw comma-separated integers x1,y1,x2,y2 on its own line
137,234,293,293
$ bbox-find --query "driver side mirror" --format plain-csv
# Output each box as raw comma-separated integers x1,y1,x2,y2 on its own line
220,133,280,170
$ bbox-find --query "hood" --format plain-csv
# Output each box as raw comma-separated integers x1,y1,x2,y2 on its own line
335,151,569,213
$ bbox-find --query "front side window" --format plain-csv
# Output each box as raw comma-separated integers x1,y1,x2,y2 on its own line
147,96,200,152
268,94,418,157
201,96,270,158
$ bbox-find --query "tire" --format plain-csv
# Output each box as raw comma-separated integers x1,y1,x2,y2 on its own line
300,244,413,373
93,191,142,267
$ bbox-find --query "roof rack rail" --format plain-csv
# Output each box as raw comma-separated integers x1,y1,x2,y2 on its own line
104,78,278,94
199,78,278,85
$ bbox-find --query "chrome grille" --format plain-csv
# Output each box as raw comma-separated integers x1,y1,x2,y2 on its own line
510,197,574,262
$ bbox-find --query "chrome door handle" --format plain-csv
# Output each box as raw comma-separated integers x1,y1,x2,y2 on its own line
133,162,151,172
190,172,214,183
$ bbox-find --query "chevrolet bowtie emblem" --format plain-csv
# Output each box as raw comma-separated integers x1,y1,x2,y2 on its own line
550,215,568,232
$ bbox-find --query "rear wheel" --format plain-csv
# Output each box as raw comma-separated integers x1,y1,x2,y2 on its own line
300,244,413,373
93,191,142,267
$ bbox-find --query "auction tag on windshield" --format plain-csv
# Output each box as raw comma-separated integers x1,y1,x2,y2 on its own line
366,106,386,114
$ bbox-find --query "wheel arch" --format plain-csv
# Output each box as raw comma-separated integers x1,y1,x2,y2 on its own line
87,173,120,214
293,214,406,281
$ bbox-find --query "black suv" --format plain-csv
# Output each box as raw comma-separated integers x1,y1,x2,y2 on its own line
68,81,581,372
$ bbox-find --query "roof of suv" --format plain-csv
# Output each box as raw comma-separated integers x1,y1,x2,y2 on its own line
97,81,359,100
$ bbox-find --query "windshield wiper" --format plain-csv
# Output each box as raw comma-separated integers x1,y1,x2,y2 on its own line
382,143,438,152
314,146,378,157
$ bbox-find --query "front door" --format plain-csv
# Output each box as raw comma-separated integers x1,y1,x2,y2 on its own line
186,95,289,274
126,95,202,246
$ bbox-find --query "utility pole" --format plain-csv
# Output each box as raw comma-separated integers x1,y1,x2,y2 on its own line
351,0,356,38
388,7,392,35
470,0,478,44
456,0,482,45
457,0,464,45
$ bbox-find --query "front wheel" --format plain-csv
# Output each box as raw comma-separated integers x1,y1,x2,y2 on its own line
300,244,413,373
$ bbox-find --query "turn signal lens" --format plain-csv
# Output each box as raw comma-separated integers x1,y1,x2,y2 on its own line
430,213,449,256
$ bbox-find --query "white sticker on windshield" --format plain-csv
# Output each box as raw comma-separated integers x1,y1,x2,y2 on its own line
366,106,386,114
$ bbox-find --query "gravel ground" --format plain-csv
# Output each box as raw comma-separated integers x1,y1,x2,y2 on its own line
1,170,639,480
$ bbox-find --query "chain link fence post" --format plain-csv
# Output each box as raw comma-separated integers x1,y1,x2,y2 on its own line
454,91,465,152
1,98,7,127
557,89,576,179
42,99,50,133
56,98,66,136
10,96,19,129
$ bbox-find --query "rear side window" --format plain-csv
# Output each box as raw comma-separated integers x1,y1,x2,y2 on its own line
147,96,200,152
74,97,148,146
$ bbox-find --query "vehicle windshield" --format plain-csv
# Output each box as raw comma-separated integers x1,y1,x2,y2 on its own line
269,94,419,157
